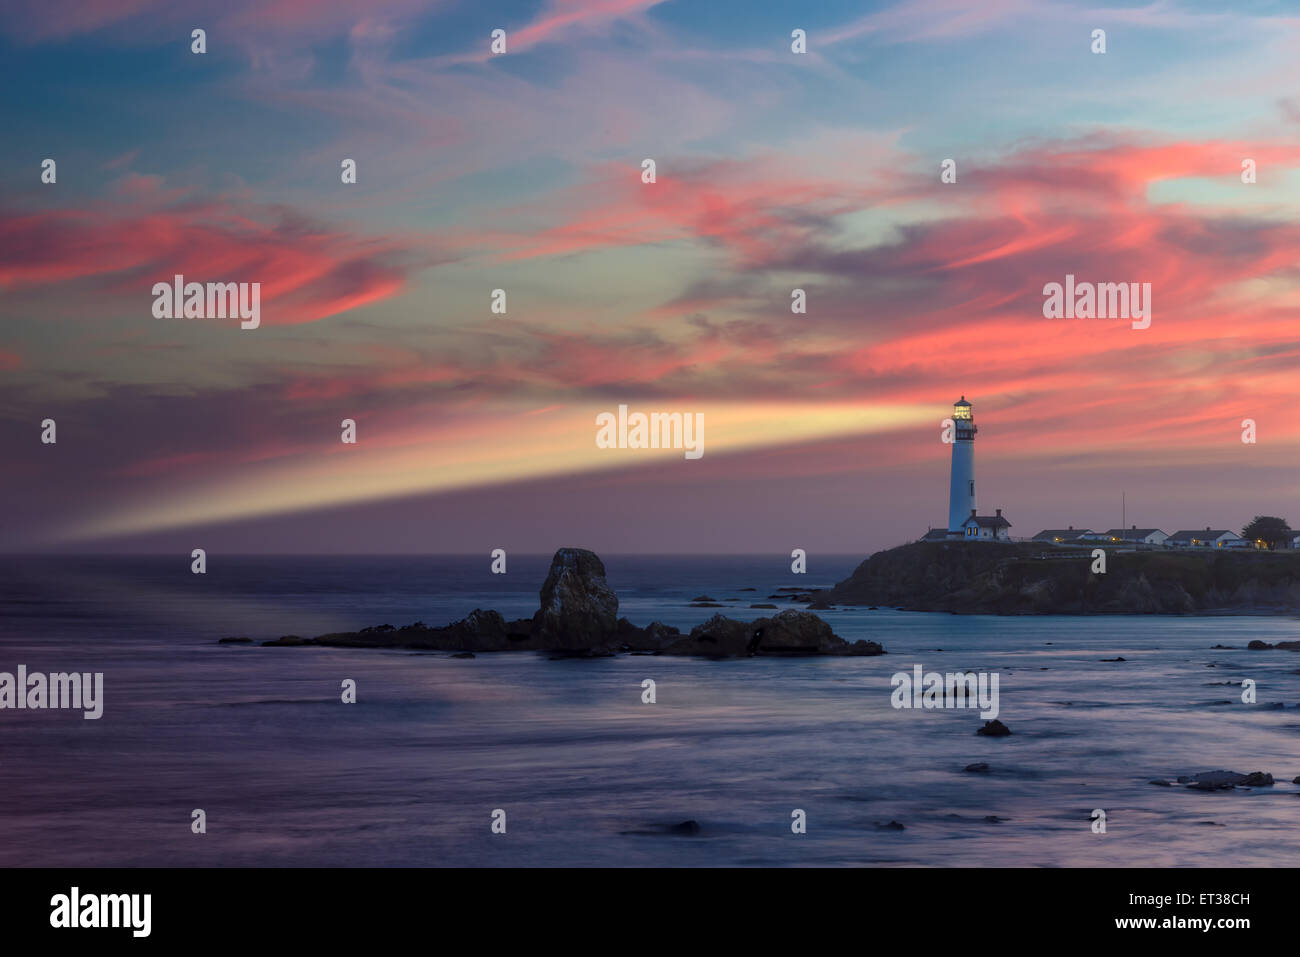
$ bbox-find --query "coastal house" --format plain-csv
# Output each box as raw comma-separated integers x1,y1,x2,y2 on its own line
961,508,1012,541
1100,526,1168,545
1167,528,1239,548
1031,527,1091,544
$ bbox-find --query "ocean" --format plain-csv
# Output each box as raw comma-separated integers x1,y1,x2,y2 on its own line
1,554,1298,867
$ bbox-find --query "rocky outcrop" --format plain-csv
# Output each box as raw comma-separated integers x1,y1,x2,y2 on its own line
817,540,1300,615
266,609,536,651
246,548,881,658
657,610,882,658
532,548,619,650
1180,770,1274,791
614,618,682,653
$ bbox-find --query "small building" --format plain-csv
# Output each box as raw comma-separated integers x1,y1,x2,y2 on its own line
1167,528,1238,548
961,508,1012,541
1100,526,1168,546
1032,526,1091,544
920,528,951,542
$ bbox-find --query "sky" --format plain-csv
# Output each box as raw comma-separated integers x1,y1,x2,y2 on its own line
1,0,1298,555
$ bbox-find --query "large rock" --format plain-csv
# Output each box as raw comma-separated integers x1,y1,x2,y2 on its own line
532,548,620,650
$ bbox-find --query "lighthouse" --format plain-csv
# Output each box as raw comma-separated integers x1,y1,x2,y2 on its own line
947,396,977,535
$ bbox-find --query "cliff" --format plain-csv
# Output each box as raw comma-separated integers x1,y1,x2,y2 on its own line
817,541,1300,615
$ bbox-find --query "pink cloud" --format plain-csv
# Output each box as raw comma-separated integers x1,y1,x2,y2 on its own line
0,198,422,326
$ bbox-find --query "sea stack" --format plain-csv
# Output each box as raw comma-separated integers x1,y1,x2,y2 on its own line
532,547,620,650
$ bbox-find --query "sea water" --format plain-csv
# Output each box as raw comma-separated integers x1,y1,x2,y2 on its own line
1,555,1297,867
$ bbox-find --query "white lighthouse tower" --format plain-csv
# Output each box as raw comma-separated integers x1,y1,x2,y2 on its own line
947,396,977,535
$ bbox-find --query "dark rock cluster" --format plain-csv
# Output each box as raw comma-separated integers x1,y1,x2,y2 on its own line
246,547,884,658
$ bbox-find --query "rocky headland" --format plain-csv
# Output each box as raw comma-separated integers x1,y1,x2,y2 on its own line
235,547,885,658
816,540,1300,615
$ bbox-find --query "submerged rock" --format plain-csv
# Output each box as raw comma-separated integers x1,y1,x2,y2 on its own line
1183,770,1270,791
977,719,1012,736
621,819,702,836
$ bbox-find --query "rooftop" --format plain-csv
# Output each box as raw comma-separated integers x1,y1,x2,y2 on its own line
1032,528,1092,541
